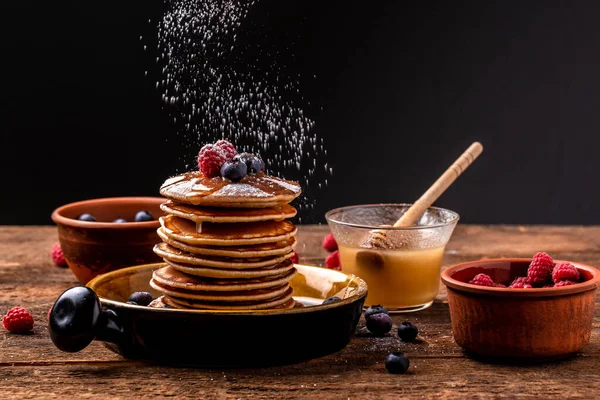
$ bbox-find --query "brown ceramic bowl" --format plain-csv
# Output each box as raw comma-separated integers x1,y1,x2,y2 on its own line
441,258,600,361
51,197,165,284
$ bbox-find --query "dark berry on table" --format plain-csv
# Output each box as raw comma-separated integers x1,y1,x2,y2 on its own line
322,296,341,305
134,210,154,222
234,152,265,173
364,304,389,320
366,312,393,336
77,213,96,222
221,159,248,182
385,352,410,374
128,292,154,306
113,218,127,223
126,301,137,305
398,321,419,342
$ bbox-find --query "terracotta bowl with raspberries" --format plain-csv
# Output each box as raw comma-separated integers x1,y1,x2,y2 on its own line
51,197,165,284
441,252,600,361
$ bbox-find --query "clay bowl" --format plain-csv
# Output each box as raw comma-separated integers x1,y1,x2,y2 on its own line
51,197,165,284
441,258,600,361
48,263,368,367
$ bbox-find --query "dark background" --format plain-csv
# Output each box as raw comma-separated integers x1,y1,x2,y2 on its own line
1,1,599,225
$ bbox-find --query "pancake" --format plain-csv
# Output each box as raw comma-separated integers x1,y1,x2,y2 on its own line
160,200,297,223
159,171,301,208
159,215,297,246
157,228,296,258
152,265,297,292
154,242,293,269
162,295,296,310
165,259,295,279
150,279,291,302
163,287,295,310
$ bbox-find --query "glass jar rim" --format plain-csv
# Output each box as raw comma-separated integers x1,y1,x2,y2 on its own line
324,203,460,231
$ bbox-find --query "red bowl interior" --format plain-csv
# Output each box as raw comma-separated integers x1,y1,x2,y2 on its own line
52,197,165,228
449,260,596,286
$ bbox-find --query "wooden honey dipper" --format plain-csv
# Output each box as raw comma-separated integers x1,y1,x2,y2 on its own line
357,142,483,267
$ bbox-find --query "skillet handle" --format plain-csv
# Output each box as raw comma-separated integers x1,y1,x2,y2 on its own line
48,286,124,352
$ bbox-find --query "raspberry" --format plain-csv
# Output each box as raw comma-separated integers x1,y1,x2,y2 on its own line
322,232,338,252
554,280,577,287
197,144,227,177
495,283,507,288
468,273,496,287
325,250,341,270
290,250,299,264
552,262,580,283
509,276,533,288
50,242,67,267
214,140,238,160
3,307,34,333
527,252,554,284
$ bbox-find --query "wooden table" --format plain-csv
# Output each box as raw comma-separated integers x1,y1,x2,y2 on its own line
1,225,600,399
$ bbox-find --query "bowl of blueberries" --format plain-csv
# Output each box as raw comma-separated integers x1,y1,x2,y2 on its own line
51,197,165,284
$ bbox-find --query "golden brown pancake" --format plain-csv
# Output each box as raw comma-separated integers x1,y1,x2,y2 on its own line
154,242,293,269
159,215,297,246
162,287,295,310
151,265,297,292
160,200,297,223
150,280,291,302
160,171,301,208
165,259,295,279
157,228,296,258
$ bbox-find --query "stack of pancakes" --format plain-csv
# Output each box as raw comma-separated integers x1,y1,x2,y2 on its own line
150,171,302,310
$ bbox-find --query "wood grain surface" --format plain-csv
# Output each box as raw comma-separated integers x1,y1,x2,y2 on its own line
1,225,599,399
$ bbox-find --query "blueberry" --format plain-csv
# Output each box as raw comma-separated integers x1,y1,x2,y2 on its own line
364,304,389,320
77,213,96,222
234,152,265,173
385,352,410,374
220,159,248,182
366,312,393,336
398,321,419,342
113,218,127,223
322,296,341,305
134,210,154,222
128,292,154,306
126,301,137,305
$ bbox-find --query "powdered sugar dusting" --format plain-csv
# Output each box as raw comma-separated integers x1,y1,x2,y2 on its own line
212,183,271,198
263,177,301,193
153,0,331,220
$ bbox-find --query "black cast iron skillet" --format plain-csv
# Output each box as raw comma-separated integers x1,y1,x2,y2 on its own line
48,263,367,367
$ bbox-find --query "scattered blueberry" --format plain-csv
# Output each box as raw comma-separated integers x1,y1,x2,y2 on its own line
364,304,389,320
398,321,419,342
322,296,341,305
77,213,96,222
134,210,154,222
220,158,248,182
128,291,154,306
366,312,393,336
385,352,410,374
233,152,265,174
113,218,127,223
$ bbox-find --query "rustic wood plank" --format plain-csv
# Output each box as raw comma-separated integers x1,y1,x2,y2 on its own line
1,355,599,399
1,225,600,399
